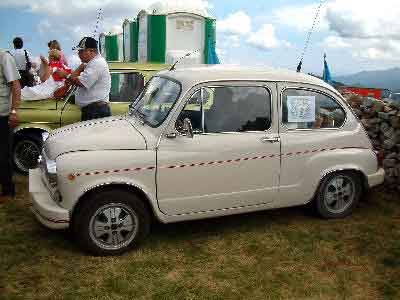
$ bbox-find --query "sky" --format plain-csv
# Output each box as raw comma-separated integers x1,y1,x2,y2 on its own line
1,0,399,76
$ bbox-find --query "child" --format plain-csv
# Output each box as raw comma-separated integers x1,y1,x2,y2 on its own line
22,49,71,100
48,40,68,66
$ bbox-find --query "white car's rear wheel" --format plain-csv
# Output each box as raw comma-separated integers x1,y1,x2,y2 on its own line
315,171,362,219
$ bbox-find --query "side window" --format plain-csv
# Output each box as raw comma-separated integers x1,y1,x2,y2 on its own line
177,86,271,134
109,72,145,103
176,89,208,133
282,89,346,129
205,86,271,133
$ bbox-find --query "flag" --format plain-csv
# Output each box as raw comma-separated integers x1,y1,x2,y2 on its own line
322,53,332,84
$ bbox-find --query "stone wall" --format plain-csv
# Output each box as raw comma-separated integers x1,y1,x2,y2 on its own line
342,92,400,191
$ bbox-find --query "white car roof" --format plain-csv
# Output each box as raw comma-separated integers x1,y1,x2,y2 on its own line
158,65,339,95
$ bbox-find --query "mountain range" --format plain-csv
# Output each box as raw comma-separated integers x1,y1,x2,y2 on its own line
335,68,400,91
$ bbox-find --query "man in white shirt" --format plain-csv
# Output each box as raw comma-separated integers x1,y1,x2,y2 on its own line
0,49,21,203
57,37,111,121
11,37,34,88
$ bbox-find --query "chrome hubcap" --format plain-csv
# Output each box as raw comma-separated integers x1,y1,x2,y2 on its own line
324,175,355,214
89,203,138,251
14,140,41,172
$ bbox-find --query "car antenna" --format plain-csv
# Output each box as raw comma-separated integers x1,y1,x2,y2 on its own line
296,0,324,72
169,49,201,71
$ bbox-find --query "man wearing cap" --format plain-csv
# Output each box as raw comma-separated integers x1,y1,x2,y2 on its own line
0,49,21,203
57,37,111,121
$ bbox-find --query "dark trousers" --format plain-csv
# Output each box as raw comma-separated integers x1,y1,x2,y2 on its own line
0,116,15,196
81,102,111,121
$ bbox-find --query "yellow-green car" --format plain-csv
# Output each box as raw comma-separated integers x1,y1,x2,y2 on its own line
13,62,169,173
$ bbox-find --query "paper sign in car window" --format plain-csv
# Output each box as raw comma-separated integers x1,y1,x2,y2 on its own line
287,96,316,123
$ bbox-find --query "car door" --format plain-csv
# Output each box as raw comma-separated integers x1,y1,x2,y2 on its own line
156,82,280,215
278,83,348,205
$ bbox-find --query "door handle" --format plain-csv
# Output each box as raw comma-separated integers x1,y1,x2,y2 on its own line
165,132,177,139
261,136,280,143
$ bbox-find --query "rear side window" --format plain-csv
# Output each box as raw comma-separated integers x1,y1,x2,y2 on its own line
282,89,346,129
110,72,144,103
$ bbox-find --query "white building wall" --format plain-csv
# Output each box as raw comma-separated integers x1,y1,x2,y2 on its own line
123,22,131,61
138,14,148,62
166,14,205,65
118,33,124,61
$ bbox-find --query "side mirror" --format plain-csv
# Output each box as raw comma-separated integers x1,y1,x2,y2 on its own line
182,118,194,138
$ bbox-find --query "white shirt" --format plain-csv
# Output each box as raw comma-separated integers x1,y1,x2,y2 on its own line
11,49,32,71
0,50,20,116
75,55,111,107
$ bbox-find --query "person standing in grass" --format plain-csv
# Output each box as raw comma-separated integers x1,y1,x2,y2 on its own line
56,37,111,121
11,37,35,88
0,49,21,203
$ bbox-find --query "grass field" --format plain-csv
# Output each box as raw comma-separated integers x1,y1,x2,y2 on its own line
0,176,399,300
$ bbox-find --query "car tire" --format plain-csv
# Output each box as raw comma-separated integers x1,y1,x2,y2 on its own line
73,189,151,256
13,132,43,174
315,171,362,219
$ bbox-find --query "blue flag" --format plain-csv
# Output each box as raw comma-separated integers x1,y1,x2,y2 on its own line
323,53,332,84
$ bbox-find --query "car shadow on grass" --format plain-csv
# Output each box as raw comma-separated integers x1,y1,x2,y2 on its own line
142,186,395,252
10,182,396,257
147,204,315,246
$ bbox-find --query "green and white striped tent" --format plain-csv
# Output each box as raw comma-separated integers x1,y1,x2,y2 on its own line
116,2,217,64
137,2,216,64
122,19,139,62
99,32,123,62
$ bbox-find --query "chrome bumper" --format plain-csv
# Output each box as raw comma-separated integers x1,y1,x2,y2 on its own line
29,168,70,230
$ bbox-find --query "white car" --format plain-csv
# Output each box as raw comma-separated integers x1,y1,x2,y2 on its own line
29,65,385,255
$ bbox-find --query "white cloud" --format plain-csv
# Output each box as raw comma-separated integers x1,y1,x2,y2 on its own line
273,3,329,32
1,0,211,43
37,19,52,35
352,40,400,61
273,0,400,38
321,36,351,49
226,35,241,48
218,11,290,52
273,0,400,62
247,24,289,50
326,0,400,40
217,11,252,35
325,0,400,61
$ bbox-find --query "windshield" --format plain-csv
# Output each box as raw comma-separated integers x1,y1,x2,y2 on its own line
130,77,181,127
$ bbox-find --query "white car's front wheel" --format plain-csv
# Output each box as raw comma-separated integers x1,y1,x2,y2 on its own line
73,189,151,255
